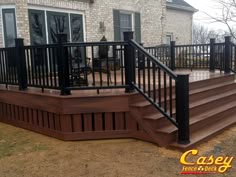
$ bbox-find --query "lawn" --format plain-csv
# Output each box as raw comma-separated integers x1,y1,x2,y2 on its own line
0,122,235,177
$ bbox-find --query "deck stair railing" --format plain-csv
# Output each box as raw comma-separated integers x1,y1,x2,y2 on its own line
124,32,190,145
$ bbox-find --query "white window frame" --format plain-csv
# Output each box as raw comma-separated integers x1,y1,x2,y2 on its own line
0,5,17,47
28,5,87,44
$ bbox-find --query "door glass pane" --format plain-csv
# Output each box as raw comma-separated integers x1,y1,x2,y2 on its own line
47,11,69,44
28,9,46,45
70,14,84,42
120,13,132,40
70,14,85,64
2,9,17,47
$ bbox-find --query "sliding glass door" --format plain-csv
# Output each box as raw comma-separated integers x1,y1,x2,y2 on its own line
47,11,70,44
28,10,84,44
28,9,47,45
28,9,85,69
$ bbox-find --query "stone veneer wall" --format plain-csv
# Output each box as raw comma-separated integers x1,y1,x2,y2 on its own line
0,0,166,47
165,8,193,45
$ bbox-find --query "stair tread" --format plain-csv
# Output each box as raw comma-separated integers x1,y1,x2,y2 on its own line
171,113,236,149
131,81,236,109
144,88,236,121
156,100,236,134
190,89,236,107
190,81,236,94
143,91,236,120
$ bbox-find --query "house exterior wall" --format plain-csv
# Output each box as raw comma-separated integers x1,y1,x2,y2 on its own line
165,8,193,45
0,0,166,47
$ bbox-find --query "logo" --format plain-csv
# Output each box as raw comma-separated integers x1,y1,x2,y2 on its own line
180,149,234,174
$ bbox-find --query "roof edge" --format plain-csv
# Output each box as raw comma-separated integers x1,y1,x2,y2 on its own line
166,4,198,13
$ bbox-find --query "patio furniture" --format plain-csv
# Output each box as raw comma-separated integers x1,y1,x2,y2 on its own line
70,57,92,86
93,57,120,84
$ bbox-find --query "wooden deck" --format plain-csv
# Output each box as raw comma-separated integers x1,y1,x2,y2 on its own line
0,69,235,150
0,69,229,97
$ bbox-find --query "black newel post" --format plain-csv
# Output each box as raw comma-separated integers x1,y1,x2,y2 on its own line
170,41,176,70
15,38,27,90
57,33,71,95
210,38,215,72
224,36,231,74
176,74,190,145
124,31,135,93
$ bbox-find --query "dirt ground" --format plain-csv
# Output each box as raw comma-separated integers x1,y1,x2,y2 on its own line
0,123,235,177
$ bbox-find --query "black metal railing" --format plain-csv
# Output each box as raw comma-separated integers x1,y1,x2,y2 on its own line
123,31,190,145
0,47,18,86
175,44,210,69
63,41,127,92
214,43,225,71
24,44,59,90
145,45,171,67
145,36,236,74
230,42,236,73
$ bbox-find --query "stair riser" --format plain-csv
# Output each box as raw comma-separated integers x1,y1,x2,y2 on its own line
155,132,177,146
190,107,236,134
144,116,174,129
189,75,234,90
129,94,147,103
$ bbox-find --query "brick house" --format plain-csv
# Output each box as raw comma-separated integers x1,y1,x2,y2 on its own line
0,0,196,48
165,0,197,44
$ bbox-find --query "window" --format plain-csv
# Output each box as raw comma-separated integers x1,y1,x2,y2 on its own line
113,10,141,43
2,9,17,47
166,34,172,45
120,13,132,41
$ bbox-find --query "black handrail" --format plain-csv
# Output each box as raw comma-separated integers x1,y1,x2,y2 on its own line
129,40,179,126
63,41,128,47
130,39,178,80
127,38,190,144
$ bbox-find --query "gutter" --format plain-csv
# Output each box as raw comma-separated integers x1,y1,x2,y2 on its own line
166,4,198,13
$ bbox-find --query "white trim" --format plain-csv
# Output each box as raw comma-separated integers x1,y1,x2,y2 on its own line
28,5,86,43
0,5,17,47
28,5,85,15
68,13,72,42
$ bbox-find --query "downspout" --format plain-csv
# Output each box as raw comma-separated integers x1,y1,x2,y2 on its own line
161,0,166,44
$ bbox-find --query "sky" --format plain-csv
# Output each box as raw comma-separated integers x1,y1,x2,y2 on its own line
184,0,228,31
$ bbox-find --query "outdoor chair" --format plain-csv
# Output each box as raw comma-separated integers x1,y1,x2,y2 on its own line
70,50,92,86
92,44,121,84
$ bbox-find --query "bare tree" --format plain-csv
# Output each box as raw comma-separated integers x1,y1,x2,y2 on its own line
204,0,236,40
193,23,225,44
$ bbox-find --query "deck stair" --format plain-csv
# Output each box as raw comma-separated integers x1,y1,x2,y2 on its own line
129,74,236,150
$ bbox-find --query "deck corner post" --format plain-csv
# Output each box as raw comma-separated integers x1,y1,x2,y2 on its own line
57,33,71,96
15,38,28,91
170,41,176,70
124,31,135,93
176,74,190,145
210,38,216,72
224,36,231,74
